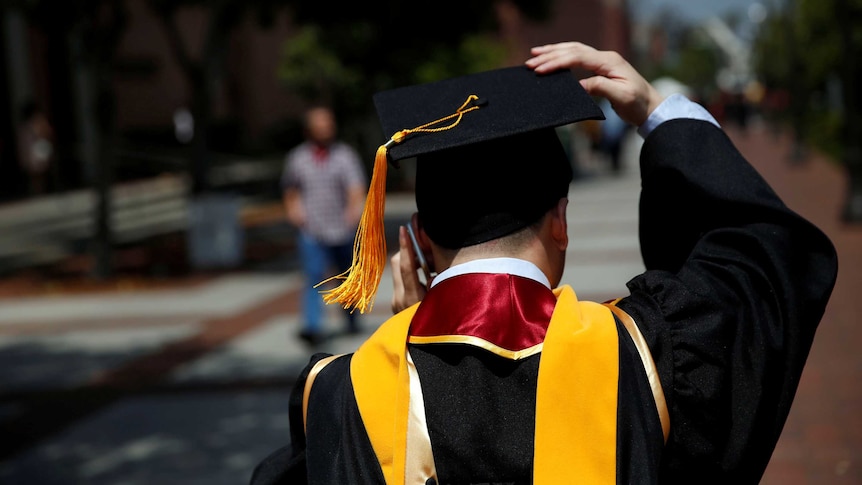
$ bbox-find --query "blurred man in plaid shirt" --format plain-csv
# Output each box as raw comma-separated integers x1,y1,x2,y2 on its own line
281,105,366,345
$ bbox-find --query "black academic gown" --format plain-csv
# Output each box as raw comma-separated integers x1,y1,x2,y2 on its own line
250,119,838,485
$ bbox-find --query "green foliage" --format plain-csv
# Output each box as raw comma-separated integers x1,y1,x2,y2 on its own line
274,0,552,167
276,25,509,174
807,110,843,160
752,0,862,159
751,14,792,89
794,0,842,88
278,0,552,111
277,26,364,105
276,28,509,142
635,13,722,101
411,35,509,85
271,0,552,183
672,32,722,99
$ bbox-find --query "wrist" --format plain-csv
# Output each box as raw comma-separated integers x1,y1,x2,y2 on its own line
645,87,664,121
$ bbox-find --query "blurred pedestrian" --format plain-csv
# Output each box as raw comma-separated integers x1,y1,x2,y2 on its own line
596,97,629,174
281,105,366,345
16,100,55,196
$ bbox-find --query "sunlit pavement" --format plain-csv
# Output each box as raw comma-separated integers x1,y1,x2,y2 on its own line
0,122,859,484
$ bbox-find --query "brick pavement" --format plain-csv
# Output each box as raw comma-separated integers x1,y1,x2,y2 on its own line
728,125,862,484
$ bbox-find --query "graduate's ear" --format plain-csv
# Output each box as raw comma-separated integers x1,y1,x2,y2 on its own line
412,212,432,251
550,198,568,251
412,212,436,271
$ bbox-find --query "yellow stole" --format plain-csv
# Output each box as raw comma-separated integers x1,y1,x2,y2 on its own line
348,285,620,484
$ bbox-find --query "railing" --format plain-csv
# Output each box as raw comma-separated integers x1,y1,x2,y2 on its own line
0,175,190,273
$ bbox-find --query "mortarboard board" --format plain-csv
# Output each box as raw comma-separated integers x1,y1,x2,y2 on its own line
317,65,604,313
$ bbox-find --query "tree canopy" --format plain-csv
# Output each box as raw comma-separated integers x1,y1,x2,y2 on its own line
274,0,554,176
752,0,862,159
279,1,552,117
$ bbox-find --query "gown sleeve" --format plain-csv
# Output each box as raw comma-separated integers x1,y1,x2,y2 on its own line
249,353,333,485
616,119,838,483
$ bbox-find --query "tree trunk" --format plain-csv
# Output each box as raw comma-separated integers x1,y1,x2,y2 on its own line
93,84,116,279
785,4,808,164
190,69,212,195
69,27,113,278
839,1,862,223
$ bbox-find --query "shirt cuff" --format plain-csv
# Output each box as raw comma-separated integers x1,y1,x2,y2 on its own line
637,93,720,138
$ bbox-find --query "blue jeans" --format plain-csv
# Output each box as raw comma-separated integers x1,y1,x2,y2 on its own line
298,232,357,333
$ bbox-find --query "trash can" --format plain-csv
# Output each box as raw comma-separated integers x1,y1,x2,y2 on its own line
187,193,245,269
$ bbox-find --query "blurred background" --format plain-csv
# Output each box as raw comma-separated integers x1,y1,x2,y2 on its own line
0,0,859,484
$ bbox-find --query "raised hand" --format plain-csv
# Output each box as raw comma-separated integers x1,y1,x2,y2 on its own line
526,42,664,127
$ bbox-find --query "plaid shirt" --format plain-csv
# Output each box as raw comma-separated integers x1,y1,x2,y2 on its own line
281,141,366,244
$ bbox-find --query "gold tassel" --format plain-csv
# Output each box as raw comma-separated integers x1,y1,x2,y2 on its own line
316,139,398,314
317,95,481,314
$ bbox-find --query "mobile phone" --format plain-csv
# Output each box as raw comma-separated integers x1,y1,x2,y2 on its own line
405,223,433,284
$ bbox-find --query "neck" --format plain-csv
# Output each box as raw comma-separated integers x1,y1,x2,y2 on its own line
432,257,552,289
427,199,568,289
434,239,561,288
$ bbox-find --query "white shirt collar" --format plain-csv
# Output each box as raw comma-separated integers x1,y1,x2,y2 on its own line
430,257,551,289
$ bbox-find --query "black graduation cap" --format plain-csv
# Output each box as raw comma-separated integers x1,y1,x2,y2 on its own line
318,65,604,313
375,65,603,162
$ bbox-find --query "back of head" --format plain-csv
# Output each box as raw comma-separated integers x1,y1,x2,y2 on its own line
416,128,572,249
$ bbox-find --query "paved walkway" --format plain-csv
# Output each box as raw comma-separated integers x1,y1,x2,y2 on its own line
730,125,862,485
0,121,858,484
